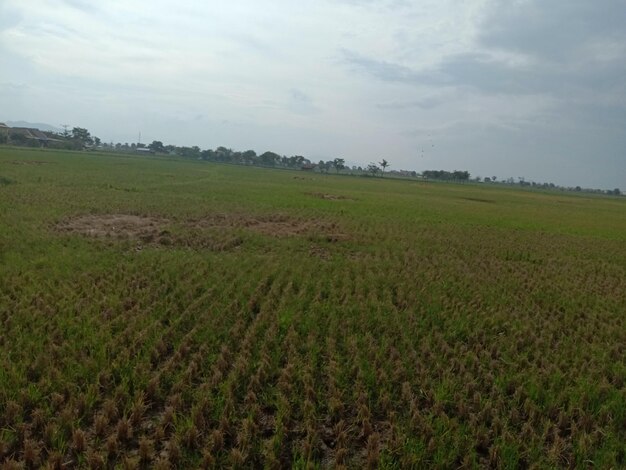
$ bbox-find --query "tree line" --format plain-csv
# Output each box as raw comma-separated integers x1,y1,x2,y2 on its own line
1,125,621,195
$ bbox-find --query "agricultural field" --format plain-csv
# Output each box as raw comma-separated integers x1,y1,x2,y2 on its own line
1,147,625,469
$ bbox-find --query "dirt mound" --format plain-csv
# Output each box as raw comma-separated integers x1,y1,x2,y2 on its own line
56,214,170,243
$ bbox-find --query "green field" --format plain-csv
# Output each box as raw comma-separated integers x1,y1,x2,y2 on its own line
1,147,625,468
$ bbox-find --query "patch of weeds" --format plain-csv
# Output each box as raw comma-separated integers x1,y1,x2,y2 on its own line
0,176,15,186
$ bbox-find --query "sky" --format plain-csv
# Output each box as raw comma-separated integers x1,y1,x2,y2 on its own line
1,0,625,189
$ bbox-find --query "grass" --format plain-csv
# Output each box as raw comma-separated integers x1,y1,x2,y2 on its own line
1,146,625,468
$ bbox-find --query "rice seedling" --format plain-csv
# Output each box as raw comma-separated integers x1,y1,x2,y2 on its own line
1,147,625,467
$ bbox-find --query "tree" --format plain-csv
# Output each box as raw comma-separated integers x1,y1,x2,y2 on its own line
71,127,93,146
317,160,332,173
242,150,257,165
333,158,345,174
260,151,281,166
231,151,243,164
453,170,470,182
379,159,389,177
9,132,34,147
215,146,233,162
148,140,165,153
178,146,201,159
288,155,306,168
367,163,379,176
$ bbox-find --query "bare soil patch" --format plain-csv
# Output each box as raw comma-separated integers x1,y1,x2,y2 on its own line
307,192,352,201
55,214,171,244
55,212,346,250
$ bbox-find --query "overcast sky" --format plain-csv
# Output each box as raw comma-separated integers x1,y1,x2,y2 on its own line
1,0,625,188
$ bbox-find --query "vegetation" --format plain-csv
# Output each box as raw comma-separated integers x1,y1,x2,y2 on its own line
379,159,389,177
1,146,625,468
2,124,622,195
422,170,470,182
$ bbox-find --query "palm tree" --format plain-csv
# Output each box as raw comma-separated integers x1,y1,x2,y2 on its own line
379,159,389,177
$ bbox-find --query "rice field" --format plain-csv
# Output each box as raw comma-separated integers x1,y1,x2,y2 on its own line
1,147,625,468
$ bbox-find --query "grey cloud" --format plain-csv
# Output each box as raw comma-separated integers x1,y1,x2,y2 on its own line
438,53,541,94
290,89,311,102
340,49,537,93
59,0,99,14
342,48,626,97
554,101,626,132
339,49,447,86
0,81,31,90
0,3,22,32
288,88,318,114
433,53,625,96
335,0,411,10
377,96,444,110
479,0,626,62
28,22,80,40
342,0,626,97
228,32,280,57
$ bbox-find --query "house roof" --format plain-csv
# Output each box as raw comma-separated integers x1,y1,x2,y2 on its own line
30,129,51,140
9,127,62,141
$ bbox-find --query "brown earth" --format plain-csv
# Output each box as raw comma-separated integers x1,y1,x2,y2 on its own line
55,213,347,247
55,214,170,244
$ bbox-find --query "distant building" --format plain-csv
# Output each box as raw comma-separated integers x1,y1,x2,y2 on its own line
0,123,9,141
4,125,62,147
301,163,316,171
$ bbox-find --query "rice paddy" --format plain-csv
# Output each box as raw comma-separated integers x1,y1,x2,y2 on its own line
1,147,625,468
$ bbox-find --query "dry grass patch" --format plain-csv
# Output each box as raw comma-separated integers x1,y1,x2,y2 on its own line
55,214,170,244
191,213,347,240
54,212,346,249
